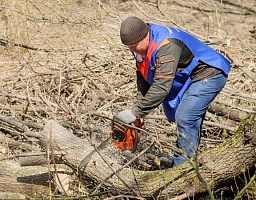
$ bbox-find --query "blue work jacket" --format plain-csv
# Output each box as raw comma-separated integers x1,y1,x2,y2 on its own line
135,23,230,121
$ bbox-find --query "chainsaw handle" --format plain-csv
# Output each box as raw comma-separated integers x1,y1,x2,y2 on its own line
132,128,139,153
131,118,144,152
134,118,144,127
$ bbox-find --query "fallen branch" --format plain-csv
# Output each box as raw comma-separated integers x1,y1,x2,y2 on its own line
34,114,256,198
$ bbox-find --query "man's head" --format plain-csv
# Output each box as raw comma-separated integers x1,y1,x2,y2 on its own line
120,16,149,54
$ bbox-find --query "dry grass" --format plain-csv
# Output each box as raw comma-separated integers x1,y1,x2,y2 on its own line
0,0,255,198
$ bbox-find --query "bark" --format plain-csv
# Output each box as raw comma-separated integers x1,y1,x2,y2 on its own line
0,175,50,197
37,114,256,198
0,159,72,198
39,120,95,168
19,155,60,166
0,134,40,151
0,160,51,198
208,102,248,121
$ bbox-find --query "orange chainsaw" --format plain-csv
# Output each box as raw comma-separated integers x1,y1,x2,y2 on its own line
110,116,144,152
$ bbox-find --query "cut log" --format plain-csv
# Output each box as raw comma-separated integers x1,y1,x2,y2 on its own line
0,175,50,197
38,114,256,198
19,155,52,166
0,134,40,151
0,160,71,198
208,102,248,121
40,120,96,168
0,160,51,197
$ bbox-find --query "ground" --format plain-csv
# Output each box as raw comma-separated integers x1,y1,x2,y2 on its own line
0,0,255,199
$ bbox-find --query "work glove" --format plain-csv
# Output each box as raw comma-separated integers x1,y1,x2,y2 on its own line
116,109,136,124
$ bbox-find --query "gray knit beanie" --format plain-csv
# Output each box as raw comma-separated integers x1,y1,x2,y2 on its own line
120,16,149,45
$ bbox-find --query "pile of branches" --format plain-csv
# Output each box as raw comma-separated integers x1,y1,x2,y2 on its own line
0,0,255,199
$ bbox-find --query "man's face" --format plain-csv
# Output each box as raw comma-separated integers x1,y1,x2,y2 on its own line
127,32,149,55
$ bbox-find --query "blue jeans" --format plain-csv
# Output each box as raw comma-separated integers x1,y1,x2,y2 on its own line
170,72,228,166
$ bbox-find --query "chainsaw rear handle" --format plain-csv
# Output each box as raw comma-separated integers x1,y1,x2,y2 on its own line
134,118,144,128
131,118,143,152
132,127,139,153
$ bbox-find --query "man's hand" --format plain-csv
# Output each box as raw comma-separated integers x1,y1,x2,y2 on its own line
116,110,136,124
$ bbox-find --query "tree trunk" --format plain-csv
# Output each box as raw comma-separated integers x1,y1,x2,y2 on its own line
0,175,50,197
38,114,256,198
0,160,51,197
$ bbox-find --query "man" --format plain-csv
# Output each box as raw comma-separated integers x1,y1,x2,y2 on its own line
116,16,230,167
